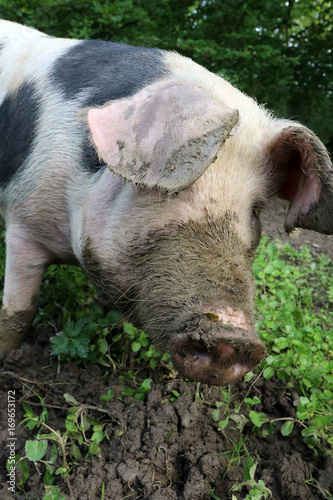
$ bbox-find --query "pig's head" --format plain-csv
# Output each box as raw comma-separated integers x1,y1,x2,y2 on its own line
86,78,333,385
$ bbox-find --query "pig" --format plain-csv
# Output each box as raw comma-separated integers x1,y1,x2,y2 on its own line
0,21,332,385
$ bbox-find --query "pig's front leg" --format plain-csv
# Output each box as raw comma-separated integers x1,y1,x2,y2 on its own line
0,225,50,355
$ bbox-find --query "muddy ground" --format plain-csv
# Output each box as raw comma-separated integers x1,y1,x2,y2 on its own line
0,199,333,500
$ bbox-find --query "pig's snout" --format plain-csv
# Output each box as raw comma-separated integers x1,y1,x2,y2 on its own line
170,313,267,385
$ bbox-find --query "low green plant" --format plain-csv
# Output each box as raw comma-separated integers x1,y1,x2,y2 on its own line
121,377,153,401
220,436,250,472
252,238,333,455
99,389,114,403
122,321,171,370
50,306,122,365
43,485,66,500
212,387,250,433
231,456,272,499
11,392,110,495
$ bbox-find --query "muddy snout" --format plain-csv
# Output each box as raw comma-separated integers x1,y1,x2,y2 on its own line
170,313,267,385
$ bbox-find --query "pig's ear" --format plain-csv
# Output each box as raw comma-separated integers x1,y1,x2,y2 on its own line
87,79,239,193
268,124,333,235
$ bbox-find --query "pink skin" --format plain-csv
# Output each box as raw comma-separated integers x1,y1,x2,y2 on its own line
285,176,321,231
211,306,250,330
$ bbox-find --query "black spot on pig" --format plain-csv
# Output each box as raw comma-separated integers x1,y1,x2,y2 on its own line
0,84,39,186
50,40,167,106
81,140,106,174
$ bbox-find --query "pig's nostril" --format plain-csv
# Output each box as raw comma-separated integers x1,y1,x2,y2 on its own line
193,348,212,364
233,362,245,378
193,342,236,364
215,341,235,360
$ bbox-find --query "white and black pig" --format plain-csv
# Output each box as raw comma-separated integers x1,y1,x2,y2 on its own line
0,21,332,384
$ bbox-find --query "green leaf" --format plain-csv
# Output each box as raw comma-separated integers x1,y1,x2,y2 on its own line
91,430,105,443
274,337,289,350
281,421,294,436
89,440,99,455
21,402,35,418
312,414,332,428
301,426,317,437
243,455,254,480
98,338,108,354
17,459,30,487
122,322,138,336
49,444,58,465
244,397,261,406
43,485,66,500
43,466,56,486
132,341,141,352
65,419,77,432
263,365,274,379
218,417,229,430
99,390,114,402
212,409,220,421
25,440,48,461
249,411,269,428
71,443,82,459
93,424,105,432
122,388,135,397
55,467,67,475
63,393,80,405
150,359,157,369
139,378,152,393
105,310,122,324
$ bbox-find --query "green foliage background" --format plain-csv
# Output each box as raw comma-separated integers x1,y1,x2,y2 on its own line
1,0,332,143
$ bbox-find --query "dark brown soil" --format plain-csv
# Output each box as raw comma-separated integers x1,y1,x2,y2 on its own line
0,199,332,500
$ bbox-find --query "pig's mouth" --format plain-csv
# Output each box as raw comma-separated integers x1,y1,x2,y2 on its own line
170,332,267,385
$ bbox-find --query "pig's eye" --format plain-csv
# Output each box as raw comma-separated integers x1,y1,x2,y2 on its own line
251,203,263,248
251,205,262,220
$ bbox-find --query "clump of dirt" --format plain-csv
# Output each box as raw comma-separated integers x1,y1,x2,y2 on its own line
0,200,332,500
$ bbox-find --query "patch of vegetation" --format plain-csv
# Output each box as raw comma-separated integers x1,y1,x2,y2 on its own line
8,392,108,499
253,238,333,455
231,455,272,500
